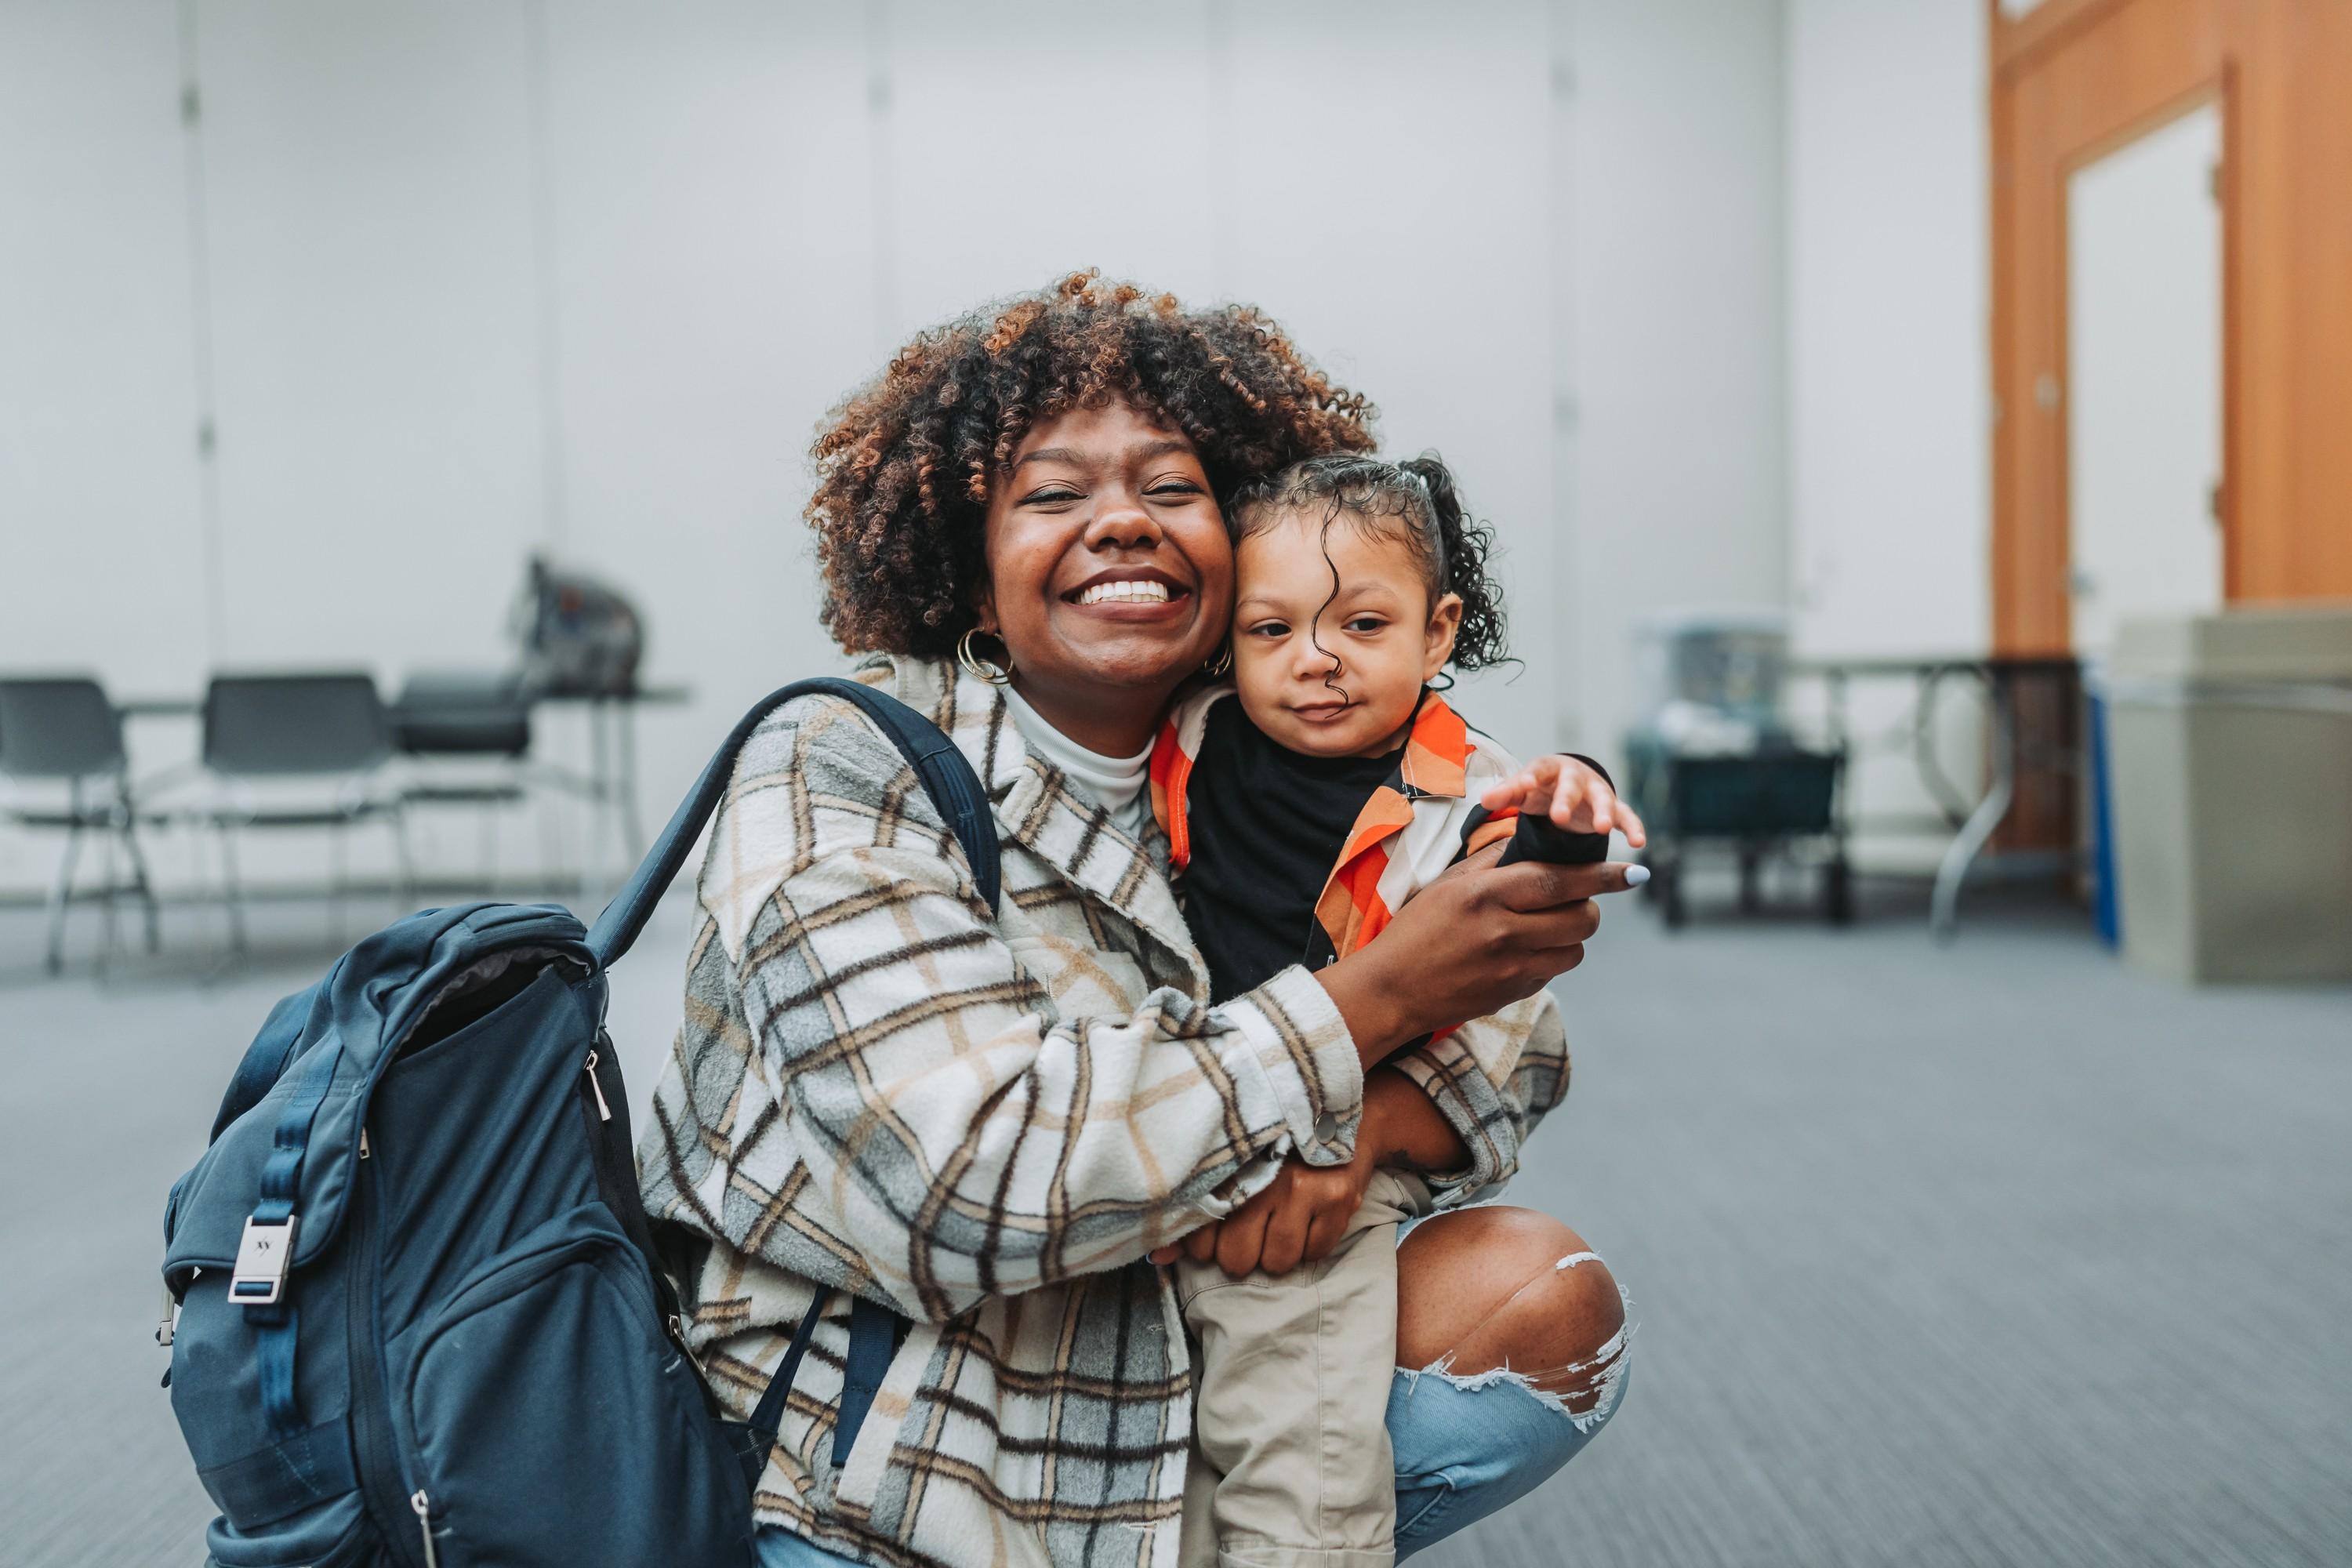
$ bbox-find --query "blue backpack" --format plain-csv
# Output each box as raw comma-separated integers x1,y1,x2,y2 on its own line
160,679,996,1568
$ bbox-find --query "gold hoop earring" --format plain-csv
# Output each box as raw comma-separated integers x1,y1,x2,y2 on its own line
957,626,1013,686
1203,644,1232,678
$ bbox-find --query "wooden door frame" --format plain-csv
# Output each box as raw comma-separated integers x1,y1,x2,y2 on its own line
1987,0,2234,653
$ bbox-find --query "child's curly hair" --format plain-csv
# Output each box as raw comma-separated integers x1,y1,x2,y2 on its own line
806,271,1377,656
1227,453,1512,672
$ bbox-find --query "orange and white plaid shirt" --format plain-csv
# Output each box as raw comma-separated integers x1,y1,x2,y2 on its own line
1149,686,1526,975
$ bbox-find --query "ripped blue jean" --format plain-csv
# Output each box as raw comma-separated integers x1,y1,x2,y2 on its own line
753,1333,1631,1566
1390,1347,1630,1558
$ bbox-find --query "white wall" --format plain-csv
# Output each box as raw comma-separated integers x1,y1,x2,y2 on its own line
1223,1,1563,750
1566,0,1791,760
0,1,211,895
0,3,211,695
2,0,1798,896
1784,0,1990,866
534,1,883,870
197,2,545,677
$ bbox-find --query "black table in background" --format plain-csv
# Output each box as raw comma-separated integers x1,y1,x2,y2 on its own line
1790,654,2082,938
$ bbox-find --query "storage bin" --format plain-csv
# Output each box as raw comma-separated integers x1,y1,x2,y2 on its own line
2103,604,2352,983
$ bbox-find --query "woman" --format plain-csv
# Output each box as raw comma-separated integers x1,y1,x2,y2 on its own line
640,274,1635,1568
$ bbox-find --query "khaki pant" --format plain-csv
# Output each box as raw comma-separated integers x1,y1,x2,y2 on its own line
1175,1171,1430,1568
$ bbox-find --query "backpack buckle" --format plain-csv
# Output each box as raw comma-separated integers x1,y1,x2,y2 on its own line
230,1214,299,1306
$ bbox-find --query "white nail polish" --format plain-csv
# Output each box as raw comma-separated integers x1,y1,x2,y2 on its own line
1624,865,1651,887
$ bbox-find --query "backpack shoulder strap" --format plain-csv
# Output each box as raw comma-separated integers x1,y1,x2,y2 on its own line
208,984,323,1143
588,677,1000,968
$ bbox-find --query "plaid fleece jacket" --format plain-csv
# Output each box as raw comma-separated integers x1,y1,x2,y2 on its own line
638,655,1570,1568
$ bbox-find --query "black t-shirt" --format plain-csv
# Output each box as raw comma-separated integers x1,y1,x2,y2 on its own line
1178,699,1405,1004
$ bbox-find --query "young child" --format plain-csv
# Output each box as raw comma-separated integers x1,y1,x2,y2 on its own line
1150,453,1632,1567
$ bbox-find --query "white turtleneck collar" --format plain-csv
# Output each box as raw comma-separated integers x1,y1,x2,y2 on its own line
1001,684,1152,837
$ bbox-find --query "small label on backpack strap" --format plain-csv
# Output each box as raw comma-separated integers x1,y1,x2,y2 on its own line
230,1214,299,1306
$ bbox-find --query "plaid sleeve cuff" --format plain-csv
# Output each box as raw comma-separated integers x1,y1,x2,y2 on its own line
1389,1039,1521,1200
1216,964,1365,1168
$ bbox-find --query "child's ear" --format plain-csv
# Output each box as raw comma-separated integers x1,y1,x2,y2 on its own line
1422,593,1464,683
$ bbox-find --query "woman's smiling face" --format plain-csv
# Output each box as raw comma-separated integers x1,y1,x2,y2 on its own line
978,402,1233,752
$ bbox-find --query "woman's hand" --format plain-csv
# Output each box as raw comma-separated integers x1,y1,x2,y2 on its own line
1316,855,1640,1065
1481,754,1647,849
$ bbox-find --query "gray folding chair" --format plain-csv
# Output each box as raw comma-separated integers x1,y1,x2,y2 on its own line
390,670,535,889
0,677,162,973
182,673,414,953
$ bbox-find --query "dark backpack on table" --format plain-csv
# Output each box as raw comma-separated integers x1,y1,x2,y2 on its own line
159,679,994,1568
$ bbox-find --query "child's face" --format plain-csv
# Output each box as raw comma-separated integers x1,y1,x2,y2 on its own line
1230,510,1462,758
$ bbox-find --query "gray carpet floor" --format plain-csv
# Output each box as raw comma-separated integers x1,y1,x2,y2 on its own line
2,875,2346,1566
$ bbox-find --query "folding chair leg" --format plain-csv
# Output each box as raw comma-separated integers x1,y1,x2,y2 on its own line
328,820,347,944
45,821,85,976
218,825,249,956
390,807,417,915
99,829,120,975
120,818,162,953
537,789,564,893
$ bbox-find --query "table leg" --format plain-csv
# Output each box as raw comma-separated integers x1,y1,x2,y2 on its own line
617,698,644,858
100,818,119,977
1825,669,1856,894
119,807,162,953
1930,669,2016,942
583,698,610,902
1914,665,1976,827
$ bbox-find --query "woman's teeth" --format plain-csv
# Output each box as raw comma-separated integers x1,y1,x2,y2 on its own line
1076,580,1172,605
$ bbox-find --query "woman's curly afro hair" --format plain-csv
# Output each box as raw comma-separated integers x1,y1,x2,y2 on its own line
808,270,1377,656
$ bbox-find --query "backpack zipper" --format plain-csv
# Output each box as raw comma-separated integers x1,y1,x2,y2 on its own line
411,1490,440,1568
583,1051,612,1121
352,1126,432,1568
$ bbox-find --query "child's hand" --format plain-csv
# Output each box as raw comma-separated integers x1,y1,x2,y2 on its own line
1148,1073,1451,1276
1149,1157,1372,1278
1480,754,1647,849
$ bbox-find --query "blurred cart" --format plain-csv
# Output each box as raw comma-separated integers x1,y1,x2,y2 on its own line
1621,614,1850,928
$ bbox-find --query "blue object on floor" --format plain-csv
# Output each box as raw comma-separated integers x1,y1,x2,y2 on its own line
2088,689,2120,949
